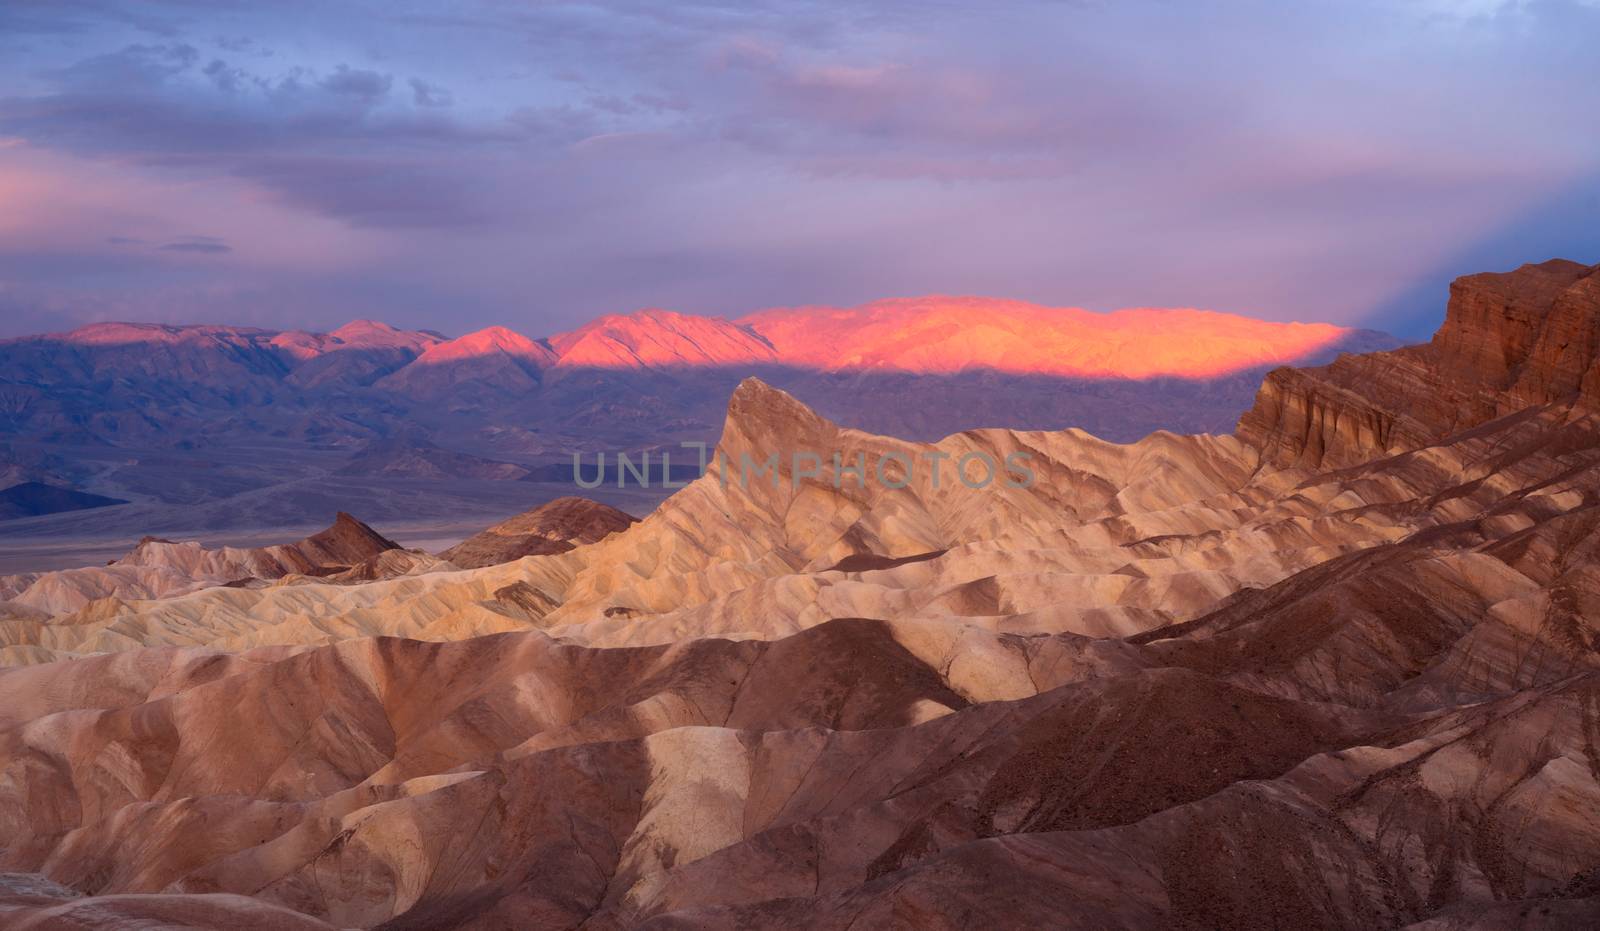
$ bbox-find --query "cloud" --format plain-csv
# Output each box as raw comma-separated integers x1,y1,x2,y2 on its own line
409,78,452,108
0,0,183,37
228,155,498,228
0,0,1594,340
0,39,537,229
158,235,231,254
318,65,392,104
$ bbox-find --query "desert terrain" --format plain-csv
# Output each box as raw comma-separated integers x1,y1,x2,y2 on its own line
0,298,1392,571
0,261,1597,928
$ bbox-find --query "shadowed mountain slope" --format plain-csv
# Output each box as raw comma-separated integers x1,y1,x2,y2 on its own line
0,482,126,520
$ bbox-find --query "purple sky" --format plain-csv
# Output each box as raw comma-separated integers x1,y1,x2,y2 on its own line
1,0,1596,340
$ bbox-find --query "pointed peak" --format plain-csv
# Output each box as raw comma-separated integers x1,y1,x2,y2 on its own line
721,377,831,444
548,309,776,369
310,511,402,554
415,325,556,365
452,325,535,349
732,375,782,397
470,324,524,339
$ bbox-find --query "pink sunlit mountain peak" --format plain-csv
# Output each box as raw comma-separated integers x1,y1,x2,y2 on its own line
738,296,1363,380
413,325,557,365
373,324,558,399
549,307,776,370
328,319,438,345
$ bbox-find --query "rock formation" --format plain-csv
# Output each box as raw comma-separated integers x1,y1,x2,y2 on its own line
1,260,1598,928
439,496,637,568
0,511,411,615
1239,258,1600,468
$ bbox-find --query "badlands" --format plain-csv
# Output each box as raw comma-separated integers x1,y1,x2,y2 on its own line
1,260,1599,928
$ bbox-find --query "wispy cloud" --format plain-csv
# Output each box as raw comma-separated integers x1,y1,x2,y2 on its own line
158,235,231,254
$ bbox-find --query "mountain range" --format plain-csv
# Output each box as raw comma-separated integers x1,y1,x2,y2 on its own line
0,259,1597,927
0,297,1392,545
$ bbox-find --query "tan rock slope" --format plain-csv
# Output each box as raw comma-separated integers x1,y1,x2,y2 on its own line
439,496,638,568
0,512,411,616
2,259,1600,928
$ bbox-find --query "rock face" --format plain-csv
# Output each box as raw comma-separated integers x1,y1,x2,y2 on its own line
1436,259,1597,395
2,259,1600,928
439,496,637,568
1238,258,1600,468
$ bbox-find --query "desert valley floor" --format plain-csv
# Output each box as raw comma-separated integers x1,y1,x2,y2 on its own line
2,261,1600,929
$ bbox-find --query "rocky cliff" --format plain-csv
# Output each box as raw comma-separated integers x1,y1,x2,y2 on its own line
1239,258,1600,468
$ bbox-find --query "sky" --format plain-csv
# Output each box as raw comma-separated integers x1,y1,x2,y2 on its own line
0,0,1596,340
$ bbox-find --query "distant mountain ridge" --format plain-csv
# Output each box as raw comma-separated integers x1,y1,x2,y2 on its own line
0,298,1395,442
739,297,1371,379
0,296,1398,535
5,297,1386,385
